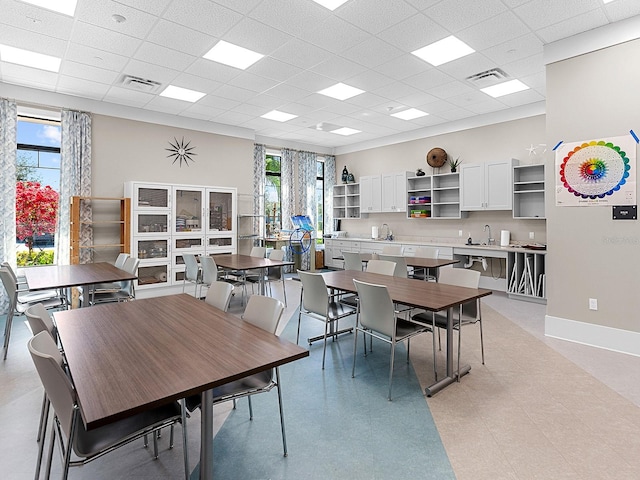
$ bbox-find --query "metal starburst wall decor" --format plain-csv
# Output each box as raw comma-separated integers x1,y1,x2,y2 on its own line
166,137,197,167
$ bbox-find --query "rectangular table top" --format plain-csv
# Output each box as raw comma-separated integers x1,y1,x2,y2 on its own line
23,262,136,291
55,293,308,429
321,269,491,312
359,254,459,269
213,253,294,271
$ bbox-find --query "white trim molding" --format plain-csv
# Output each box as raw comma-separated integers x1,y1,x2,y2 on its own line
545,315,640,358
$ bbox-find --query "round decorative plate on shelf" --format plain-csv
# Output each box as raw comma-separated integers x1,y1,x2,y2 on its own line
426,147,447,168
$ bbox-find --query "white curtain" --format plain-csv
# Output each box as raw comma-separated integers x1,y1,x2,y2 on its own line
296,151,317,270
280,148,296,233
57,110,92,265
253,144,266,242
324,155,336,235
0,99,17,314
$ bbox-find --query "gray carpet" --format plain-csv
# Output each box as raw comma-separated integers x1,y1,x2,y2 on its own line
201,310,455,480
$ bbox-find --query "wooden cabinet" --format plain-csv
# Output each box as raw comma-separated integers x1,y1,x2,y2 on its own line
332,183,360,219
70,196,131,265
460,159,516,211
513,164,545,219
359,175,381,213
381,172,410,213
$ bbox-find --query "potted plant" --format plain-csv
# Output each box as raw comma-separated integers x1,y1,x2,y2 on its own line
449,156,462,173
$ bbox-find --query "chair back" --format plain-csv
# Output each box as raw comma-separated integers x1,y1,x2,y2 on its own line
121,256,140,290
268,249,285,261
205,281,234,311
28,332,75,441
0,267,17,300
267,249,285,278
378,254,408,278
250,246,266,258
114,253,130,269
25,303,56,337
243,295,284,334
438,268,481,318
297,270,329,316
182,254,200,282
414,247,439,259
381,245,403,255
342,251,362,271
365,259,396,276
200,256,219,285
1,262,20,283
353,280,395,338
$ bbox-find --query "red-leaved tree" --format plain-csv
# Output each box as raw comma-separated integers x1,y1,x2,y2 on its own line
15,181,59,257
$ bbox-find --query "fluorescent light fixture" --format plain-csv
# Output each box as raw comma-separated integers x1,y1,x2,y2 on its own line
20,0,78,16
602,0,616,3
391,108,428,120
331,127,361,136
159,85,206,102
312,0,350,10
203,41,264,70
261,110,298,122
481,79,529,98
318,82,365,101
412,35,475,66
0,44,61,72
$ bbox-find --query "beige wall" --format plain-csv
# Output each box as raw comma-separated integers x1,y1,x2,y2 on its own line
546,38,640,334
92,114,254,198
336,115,547,245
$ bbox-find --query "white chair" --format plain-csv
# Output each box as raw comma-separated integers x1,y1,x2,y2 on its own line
378,254,408,278
181,253,201,297
88,257,140,305
83,252,132,296
381,245,403,255
365,259,396,276
1,266,65,360
411,268,483,380
264,248,287,306
342,251,362,271
204,281,234,311
410,247,440,282
199,255,221,299
297,270,356,369
28,331,188,480
352,279,430,400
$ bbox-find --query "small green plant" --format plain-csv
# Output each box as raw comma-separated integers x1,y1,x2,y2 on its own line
17,250,55,266
449,156,462,172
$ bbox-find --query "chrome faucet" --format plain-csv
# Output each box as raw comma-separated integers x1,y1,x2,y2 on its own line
484,224,493,245
380,223,392,240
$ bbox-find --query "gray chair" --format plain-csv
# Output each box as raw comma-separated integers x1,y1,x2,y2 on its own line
88,257,140,305
342,251,363,271
411,268,483,380
28,331,187,480
352,279,430,401
378,254,408,278
297,270,356,369
381,244,403,255
1,266,65,360
365,259,396,276
410,247,440,282
204,281,234,311
199,255,221,299
80,253,131,298
181,253,201,297
265,248,288,306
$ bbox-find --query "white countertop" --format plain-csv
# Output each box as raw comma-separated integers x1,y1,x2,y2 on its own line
327,237,547,254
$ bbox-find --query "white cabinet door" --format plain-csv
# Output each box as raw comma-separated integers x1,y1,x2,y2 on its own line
460,163,485,210
381,172,409,212
360,175,381,213
461,160,515,211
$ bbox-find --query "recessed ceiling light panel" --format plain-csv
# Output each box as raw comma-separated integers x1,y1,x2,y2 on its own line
203,41,264,70
412,35,475,66
0,44,61,72
261,110,298,122
20,0,78,16
331,127,361,136
159,85,206,102
312,0,350,10
318,82,365,101
391,108,428,120
481,79,529,98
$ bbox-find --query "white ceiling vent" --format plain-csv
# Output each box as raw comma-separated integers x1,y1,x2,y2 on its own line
466,68,509,89
119,74,162,93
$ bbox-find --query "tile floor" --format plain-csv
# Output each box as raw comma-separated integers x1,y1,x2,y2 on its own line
2,277,640,479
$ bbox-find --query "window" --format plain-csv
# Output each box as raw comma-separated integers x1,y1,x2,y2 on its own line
316,159,324,242
265,153,281,237
15,117,61,265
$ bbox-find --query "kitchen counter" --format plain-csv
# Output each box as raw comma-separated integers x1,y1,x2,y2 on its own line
338,237,546,255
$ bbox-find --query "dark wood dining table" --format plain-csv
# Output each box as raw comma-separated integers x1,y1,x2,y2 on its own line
54,293,308,480
321,269,492,396
22,262,136,291
213,253,294,295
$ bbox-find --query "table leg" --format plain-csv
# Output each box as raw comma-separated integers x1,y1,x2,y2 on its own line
424,306,471,396
199,389,214,480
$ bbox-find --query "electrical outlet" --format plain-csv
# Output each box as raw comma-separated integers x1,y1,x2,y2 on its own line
589,298,598,311
529,232,535,240
459,230,463,237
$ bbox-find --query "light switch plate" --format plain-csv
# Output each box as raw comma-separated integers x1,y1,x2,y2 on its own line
589,298,598,310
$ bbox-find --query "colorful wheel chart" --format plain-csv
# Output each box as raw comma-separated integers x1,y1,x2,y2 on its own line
559,140,631,199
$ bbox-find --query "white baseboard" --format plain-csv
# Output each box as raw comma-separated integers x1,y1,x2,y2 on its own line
545,315,640,357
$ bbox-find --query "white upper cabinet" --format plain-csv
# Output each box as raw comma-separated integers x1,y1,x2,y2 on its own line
360,175,382,213
381,172,410,213
460,159,517,211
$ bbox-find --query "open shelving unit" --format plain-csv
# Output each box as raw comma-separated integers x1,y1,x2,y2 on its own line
333,183,360,219
406,173,465,219
513,164,545,219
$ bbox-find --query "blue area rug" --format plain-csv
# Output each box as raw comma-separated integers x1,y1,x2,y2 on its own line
206,310,455,480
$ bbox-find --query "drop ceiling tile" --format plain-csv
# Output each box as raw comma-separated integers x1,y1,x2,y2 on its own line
344,91,389,109
249,0,331,38
71,22,142,57
271,39,333,70
246,57,303,83
536,9,608,44
59,61,120,84
283,70,335,93
403,69,455,92
210,0,263,15
502,53,544,78
482,33,543,66
519,71,545,91
420,99,462,115
394,91,439,109
121,59,180,85
310,56,368,82
438,106,475,121
466,99,509,115
377,13,449,52
160,0,242,37
211,109,254,124
65,44,129,72
447,89,492,108
426,0,508,32
145,19,217,56
496,88,544,107
0,23,68,57
605,0,640,22
56,76,111,100
374,54,431,82
341,36,406,69
103,85,155,107
168,73,222,95
211,83,258,103
229,72,280,94
112,0,173,16
316,98,362,116
439,53,499,81
185,58,242,84
299,15,370,54
513,0,602,30
337,0,418,35
198,94,241,111
458,11,532,51
244,94,287,110
144,96,192,115
263,82,311,102
0,0,74,40
177,110,210,121
345,70,396,93
133,43,197,71
180,103,227,120
371,81,422,103
225,102,268,118
75,1,159,39
0,63,58,90
428,80,475,100
222,17,294,55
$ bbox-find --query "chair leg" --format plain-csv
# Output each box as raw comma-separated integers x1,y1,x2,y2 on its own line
180,399,190,480
275,367,288,457
321,316,330,369
35,397,49,480
351,325,359,378
296,291,303,345
281,276,287,307
45,425,56,480
478,301,485,365
37,392,47,442
247,396,254,420
388,341,396,401
153,430,159,459
3,309,15,360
